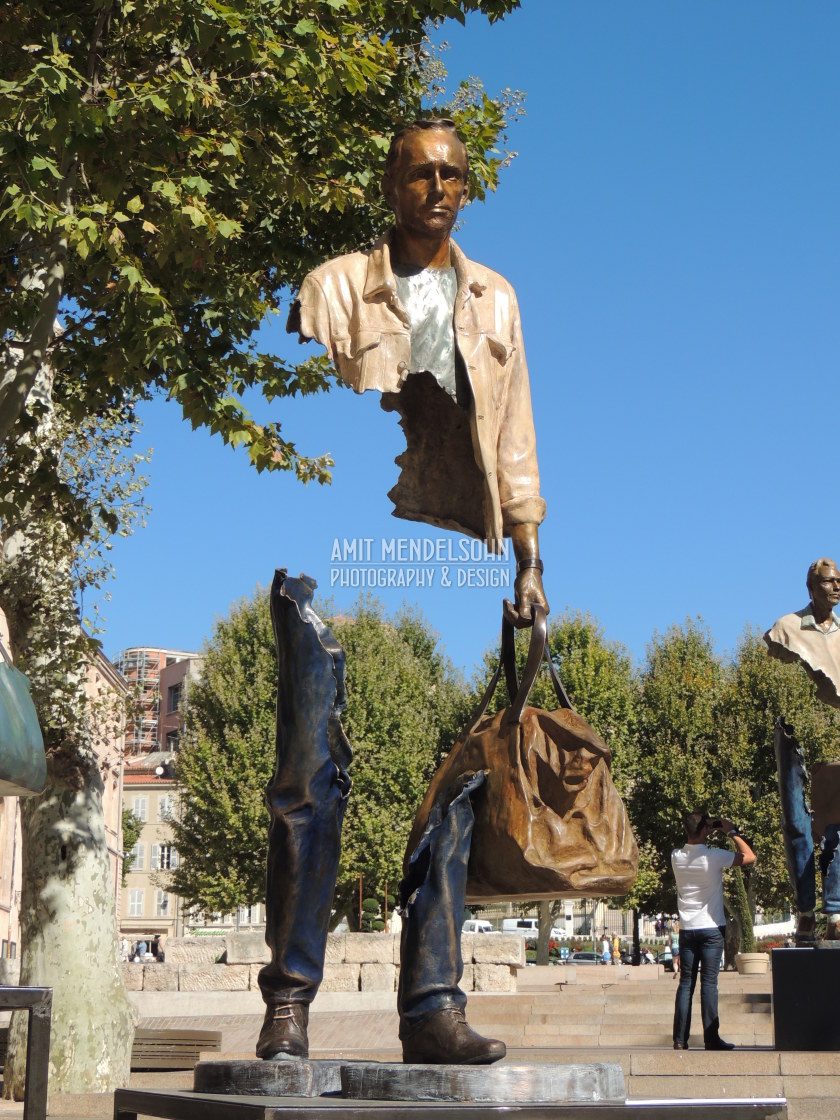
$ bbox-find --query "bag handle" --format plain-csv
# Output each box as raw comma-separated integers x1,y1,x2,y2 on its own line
465,605,575,736
0,636,13,667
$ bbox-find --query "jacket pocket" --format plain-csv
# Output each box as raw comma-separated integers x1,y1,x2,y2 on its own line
333,331,382,390
484,332,515,410
485,332,514,366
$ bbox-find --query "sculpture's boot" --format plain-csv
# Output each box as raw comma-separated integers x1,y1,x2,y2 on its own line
256,1003,310,1060
795,911,816,944
774,718,817,942
257,571,352,1058
398,771,505,1065
402,1007,506,1065
819,823,840,935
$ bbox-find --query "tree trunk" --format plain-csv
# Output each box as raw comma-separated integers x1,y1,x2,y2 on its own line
536,900,551,965
4,766,134,1097
0,378,134,1096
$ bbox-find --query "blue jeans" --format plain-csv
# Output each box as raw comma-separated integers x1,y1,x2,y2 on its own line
673,926,725,1046
774,718,840,913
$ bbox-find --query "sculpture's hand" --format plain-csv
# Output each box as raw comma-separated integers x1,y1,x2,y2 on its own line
505,522,548,628
503,568,549,629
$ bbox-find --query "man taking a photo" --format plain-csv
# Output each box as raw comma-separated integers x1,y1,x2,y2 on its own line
672,811,756,1051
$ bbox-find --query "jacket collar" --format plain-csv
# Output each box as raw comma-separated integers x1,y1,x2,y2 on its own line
363,229,487,305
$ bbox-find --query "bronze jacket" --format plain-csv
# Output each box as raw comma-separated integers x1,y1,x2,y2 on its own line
291,231,546,552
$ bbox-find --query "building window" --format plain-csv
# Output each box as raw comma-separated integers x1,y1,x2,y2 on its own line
238,905,261,926
167,682,182,714
132,796,148,822
129,843,145,872
155,890,170,917
165,730,180,752
158,795,175,822
151,843,178,871
129,889,144,917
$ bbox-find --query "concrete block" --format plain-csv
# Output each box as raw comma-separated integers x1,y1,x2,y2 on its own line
320,963,361,992
344,933,393,964
141,964,179,991
325,933,346,964
461,962,474,991
225,931,269,965
780,1052,840,1075
460,933,475,962
630,1050,780,1076
627,1074,785,1099
783,1075,840,1098
471,935,525,966
179,964,250,991
162,936,226,965
360,962,397,992
121,962,144,991
473,963,516,992
788,1101,840,1120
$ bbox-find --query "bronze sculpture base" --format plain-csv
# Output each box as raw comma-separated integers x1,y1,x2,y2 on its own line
194,1059,625,1104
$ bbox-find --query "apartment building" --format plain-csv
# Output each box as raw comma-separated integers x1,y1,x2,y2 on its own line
121,751,182,941
0,609,127,971
114,646,200,756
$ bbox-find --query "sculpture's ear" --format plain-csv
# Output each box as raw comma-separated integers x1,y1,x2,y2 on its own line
459,177,470,210
382,171,397,213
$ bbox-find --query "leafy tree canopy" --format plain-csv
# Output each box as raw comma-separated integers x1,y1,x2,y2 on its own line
1,0,522,523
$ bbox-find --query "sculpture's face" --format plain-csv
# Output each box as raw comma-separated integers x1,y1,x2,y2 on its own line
811,563,840,615
383,129,469,240
559,745,598,794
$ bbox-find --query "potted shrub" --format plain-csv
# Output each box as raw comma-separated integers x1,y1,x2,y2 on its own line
732,871,769,974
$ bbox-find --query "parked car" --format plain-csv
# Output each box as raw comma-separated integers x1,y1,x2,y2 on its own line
549,926,569,940
567,950,606,965
657,948,675,972
462,919,494,934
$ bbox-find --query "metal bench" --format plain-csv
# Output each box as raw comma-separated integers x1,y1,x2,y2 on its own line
0,986,51,1120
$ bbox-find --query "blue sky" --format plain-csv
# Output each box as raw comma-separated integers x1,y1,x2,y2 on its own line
102,2,840,679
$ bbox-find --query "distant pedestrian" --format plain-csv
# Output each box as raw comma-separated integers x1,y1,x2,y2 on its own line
601,934,611,965
670,923,680,978
672,811,755,1051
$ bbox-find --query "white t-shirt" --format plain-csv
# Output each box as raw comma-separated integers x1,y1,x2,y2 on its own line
671,844,736,929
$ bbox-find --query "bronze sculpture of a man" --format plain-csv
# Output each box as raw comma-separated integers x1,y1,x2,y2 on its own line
765,558,840,942
257,119,548,1066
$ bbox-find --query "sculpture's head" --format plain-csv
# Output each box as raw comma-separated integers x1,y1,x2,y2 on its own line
382,119,469,242
806,558,840,614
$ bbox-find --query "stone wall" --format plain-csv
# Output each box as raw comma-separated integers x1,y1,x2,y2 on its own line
122,932,523,993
